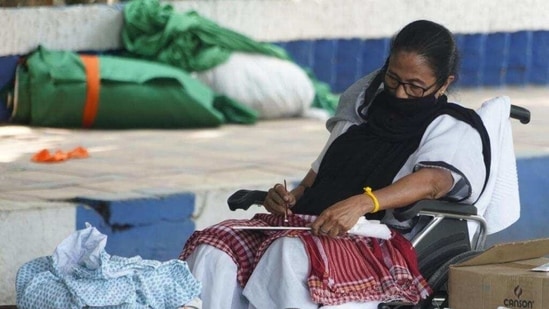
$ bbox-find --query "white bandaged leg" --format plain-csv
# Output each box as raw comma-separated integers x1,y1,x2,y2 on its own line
185,244,249,309
243,237,319,309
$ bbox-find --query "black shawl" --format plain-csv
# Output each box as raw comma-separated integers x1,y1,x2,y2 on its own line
292,91,490,220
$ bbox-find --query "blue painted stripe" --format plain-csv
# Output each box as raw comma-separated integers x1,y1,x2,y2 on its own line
0,55,19,122
276,30,549,90
456,33,485,87
529,31,549,84
360,38,390,77
334,39,363,92
481,32,508,86
0,55,18,89
505,31,532,85
283,40,315,70
312,39,338,87
0,97,10,122
75,193,196,261
2,30,549,103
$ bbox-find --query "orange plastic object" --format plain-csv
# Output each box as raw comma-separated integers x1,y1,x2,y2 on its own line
67,146,89,159
32,146,89,163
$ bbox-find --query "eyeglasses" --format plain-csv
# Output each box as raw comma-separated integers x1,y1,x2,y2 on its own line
383,72,439,98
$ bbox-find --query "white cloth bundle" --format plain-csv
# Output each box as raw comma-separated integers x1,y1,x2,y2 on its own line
348,217,392,239
194,52,315,119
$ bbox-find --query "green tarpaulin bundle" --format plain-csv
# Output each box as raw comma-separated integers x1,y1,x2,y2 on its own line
12,47,257,128
122,0,288,72
122,0,339,114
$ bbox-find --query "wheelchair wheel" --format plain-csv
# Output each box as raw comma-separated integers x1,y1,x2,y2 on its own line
418,250,483,309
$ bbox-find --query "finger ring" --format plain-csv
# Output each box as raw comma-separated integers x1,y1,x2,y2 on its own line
320,228,329,234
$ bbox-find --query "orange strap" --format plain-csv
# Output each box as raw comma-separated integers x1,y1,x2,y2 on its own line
80,55,100,128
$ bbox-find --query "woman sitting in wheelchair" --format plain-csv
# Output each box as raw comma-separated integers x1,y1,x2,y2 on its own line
180,20,488,309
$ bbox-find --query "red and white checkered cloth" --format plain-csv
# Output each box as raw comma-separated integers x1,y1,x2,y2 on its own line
179,213,431,305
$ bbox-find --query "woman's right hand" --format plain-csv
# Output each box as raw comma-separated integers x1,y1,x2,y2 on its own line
263,183,296,216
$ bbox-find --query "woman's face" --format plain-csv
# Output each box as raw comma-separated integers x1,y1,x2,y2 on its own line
384,51,454,99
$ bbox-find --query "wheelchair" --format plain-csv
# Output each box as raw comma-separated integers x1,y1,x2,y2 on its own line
226,104,531,309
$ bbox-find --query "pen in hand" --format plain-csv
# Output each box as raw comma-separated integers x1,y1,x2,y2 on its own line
284,179,289,223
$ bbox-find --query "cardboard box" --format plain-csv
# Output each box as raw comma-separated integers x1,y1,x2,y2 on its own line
449,238,549,309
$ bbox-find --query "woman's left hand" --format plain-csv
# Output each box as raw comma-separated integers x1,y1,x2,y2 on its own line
310,194,371,237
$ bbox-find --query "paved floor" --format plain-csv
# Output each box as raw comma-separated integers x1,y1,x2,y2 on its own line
1,86,548,205
0,117,327,204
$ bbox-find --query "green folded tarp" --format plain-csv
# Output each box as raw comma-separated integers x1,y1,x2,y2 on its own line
12,47,257,128
122,0,288,72
122,0,339,114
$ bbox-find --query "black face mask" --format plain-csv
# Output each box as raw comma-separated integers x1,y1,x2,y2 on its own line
365,89,448,140
376,89,442,117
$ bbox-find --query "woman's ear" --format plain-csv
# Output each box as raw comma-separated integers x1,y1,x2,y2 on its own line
438,75,455,97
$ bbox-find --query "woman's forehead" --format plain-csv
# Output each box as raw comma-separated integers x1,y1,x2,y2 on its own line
387,51,436,85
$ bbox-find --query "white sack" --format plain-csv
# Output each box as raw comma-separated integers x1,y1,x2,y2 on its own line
195,52,315,119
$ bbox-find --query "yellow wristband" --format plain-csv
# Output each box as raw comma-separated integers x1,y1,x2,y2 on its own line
363,187,380,213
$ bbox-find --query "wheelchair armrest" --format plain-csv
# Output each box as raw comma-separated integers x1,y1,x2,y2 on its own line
510,104,530,124
393,199,478,221
227,189,268,211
